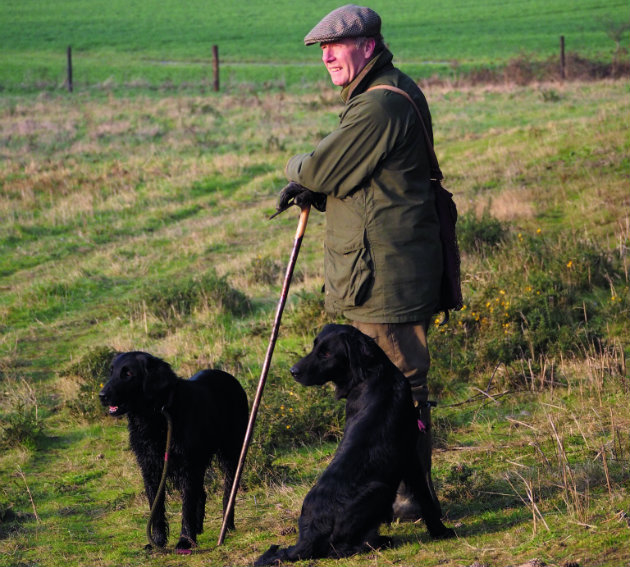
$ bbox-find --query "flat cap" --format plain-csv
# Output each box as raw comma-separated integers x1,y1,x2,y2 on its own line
304,4,381,46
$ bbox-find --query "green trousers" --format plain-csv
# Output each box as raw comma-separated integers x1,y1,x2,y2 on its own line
350,320,431,404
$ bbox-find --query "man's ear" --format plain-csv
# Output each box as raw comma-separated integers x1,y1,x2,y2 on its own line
362,37,376,60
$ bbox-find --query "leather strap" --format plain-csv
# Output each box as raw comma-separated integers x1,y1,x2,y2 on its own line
367,84,443,181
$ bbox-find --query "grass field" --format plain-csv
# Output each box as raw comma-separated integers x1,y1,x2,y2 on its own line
1,0,628,91
1,76,628,565
1,1,630,565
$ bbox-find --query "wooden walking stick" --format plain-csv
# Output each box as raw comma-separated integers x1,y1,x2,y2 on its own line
217,205,310,545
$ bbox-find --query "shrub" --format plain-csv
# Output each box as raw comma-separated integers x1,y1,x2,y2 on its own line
246,255,284,286
458,210,509,255
243,367,345,486
467,51,630,85
141,269,251,324
0,376,43,450
0,403,43,450
283,289,331,335
431,226,629,390
60,346,118,420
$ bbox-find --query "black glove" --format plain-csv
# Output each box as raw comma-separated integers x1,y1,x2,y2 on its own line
277,182,327,214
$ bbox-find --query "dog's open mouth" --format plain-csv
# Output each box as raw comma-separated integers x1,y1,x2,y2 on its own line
107,405,126,416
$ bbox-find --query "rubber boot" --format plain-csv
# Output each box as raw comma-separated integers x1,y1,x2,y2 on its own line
392,401,443,520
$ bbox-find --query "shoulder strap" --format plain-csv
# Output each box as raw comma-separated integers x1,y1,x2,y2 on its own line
367,84,443,181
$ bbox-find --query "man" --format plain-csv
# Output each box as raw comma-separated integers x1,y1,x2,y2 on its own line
278,5,444,520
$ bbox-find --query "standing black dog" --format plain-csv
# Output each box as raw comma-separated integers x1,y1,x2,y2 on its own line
99,351,248,554
256,324,453,565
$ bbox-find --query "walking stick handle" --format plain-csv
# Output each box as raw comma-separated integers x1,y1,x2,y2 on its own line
217,205,310,545
295,205,310,239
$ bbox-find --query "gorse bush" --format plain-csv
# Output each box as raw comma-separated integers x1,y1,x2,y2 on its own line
431,225,629,391
243,368,345,486
257,372,344,451
283,289,334,336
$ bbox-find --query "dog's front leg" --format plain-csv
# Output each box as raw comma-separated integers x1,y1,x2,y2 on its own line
285,511,334,561
141,467,168,549
175,469,205,554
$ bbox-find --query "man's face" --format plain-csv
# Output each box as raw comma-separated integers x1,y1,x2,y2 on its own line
321,38,374,87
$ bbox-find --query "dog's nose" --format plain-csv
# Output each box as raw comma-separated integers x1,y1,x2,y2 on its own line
289,365,301,378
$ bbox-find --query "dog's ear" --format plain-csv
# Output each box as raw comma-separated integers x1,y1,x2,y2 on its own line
109,352,129,377
347,329,384,382
137,353,174,404
334,329,376,397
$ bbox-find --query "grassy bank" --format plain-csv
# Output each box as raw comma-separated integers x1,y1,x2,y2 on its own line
0,79,629,566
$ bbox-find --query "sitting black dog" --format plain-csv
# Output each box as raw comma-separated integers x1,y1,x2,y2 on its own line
99,351,248,554
256,324,453,565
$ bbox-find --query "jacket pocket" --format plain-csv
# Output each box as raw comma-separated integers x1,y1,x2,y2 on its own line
324,231,373,307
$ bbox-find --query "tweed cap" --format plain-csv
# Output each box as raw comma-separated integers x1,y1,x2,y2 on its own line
304,4,381,46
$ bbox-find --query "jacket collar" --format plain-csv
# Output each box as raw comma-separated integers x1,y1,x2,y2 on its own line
340,48,394,103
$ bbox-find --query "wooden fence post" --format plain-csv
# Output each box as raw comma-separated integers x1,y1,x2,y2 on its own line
67,46,73,92
212,45,219,92
560,35,566,80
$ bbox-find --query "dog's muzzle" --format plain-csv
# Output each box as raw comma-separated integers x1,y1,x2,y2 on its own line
99,389,126,416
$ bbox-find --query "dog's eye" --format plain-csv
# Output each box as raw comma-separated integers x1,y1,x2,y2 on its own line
317,350,332,359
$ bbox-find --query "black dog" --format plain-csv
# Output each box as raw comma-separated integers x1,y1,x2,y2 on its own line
99,351,248,554
256,324,453,565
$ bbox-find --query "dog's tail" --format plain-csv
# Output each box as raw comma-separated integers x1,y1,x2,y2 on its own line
254,544,290,566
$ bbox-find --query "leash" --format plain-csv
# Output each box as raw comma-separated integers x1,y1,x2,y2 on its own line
146,407,173,550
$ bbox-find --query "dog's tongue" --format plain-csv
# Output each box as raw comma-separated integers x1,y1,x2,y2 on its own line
109,406,118,414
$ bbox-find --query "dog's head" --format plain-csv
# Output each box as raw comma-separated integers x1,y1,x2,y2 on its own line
99,351,176,416
290,324,386,399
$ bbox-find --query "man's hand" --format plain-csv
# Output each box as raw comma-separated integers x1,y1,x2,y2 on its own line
277,182,327,215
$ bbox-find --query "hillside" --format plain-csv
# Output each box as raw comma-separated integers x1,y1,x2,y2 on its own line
1,76,628,566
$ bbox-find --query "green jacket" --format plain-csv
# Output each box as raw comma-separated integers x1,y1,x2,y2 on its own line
285,49,442,323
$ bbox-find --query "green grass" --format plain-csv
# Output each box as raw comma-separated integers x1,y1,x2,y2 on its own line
1,3,629,554
0,77,628,566
0,0,628,92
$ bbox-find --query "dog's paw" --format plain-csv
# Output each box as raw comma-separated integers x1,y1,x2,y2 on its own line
175,535,197,555
254,544,282,566
147,521,169,549
371,535,393,549
429,525,455,540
